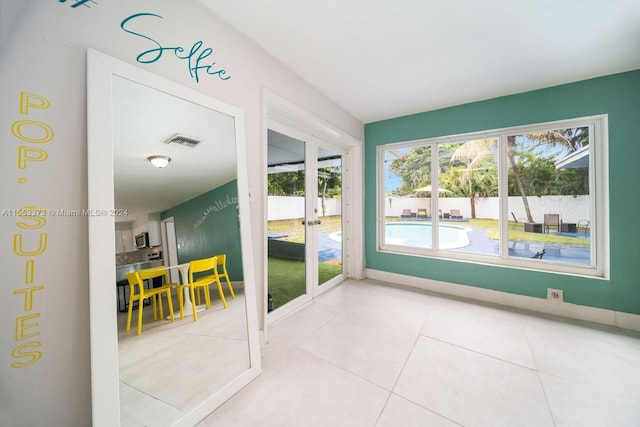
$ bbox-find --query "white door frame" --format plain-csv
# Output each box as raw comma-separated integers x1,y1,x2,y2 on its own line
266,121,346,323
160,217,180,283
264,91,364,331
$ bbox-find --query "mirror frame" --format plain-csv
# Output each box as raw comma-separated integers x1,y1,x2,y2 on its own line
87,48,261,427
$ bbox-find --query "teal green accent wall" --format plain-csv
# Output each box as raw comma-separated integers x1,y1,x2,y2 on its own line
365,69,640,315
161,180,243,280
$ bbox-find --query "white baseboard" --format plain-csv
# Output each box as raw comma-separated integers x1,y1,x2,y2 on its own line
365,268,640,332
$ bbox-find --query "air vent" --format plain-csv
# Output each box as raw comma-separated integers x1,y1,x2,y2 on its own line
163,133,202,148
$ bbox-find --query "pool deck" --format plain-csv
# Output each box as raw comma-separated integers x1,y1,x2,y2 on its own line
451,227,590,264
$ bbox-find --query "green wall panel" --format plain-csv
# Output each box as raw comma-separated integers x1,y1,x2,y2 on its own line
161,180,243,280
365,69,640,315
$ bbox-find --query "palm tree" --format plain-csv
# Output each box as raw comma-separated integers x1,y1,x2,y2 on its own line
451,129,586,222
448,138,497,219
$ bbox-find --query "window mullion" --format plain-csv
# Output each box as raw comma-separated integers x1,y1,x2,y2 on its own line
498,134,509,259
432,142,439,250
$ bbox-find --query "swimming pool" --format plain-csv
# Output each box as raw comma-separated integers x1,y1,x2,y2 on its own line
330,222,470,249
384,222,470,249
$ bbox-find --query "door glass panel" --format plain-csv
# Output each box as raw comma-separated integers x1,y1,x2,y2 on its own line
267,130,307,311
317,148,343,286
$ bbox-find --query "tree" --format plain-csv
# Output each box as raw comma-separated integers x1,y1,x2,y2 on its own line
453,128,588,222
267,171,304,195
317,167,342,216
388,147,432,195
268,166,343,217
447,138,498,218
386,127,588,222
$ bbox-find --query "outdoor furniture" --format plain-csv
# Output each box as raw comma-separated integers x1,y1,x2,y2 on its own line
400,209,415,218
544,214,561,234
450,209,463,219
417,208,428,219
524,222,543,233
511,212,526,223
560,223,577,233
577,219,590,234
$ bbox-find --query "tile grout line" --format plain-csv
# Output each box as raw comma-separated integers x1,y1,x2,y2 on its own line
380,316,463,427
516,311,558,427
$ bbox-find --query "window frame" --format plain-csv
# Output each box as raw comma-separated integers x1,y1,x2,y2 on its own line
376,115,609,279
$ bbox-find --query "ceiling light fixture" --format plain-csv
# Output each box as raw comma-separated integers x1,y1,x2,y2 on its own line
148,155,171,168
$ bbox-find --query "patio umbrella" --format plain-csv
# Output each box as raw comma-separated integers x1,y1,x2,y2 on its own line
413,185,450,196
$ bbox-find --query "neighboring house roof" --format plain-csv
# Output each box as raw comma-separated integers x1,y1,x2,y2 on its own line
555,145,589,169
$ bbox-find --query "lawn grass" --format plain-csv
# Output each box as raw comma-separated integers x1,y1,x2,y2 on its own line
267,257,342,309
268,215,342,243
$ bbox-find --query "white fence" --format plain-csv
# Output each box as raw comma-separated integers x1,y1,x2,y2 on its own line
268,196,342,220
383,195,591,224
268,195,590,224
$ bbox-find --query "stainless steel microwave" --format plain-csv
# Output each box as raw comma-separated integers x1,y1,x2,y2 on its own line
135,232,149,249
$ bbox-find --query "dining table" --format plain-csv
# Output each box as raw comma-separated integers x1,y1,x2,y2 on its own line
162,262,207,319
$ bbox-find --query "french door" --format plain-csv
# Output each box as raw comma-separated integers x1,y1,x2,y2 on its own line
267,124,345,321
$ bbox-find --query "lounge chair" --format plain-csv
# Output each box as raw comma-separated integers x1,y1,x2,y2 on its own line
510,212,527,223
543,214,560,234
400,209,415,219
449,209,463,219
417,208,428,219
577,219,590,234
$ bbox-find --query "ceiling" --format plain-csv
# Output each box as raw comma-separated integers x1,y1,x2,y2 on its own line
110,1,639,226
112,75,237,224
199,0,640,123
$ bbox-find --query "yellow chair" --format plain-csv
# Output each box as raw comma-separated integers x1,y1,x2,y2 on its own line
125,270,175,335
139,266,179,316
195,253,235,305
178,256,225,322
214,254,236,300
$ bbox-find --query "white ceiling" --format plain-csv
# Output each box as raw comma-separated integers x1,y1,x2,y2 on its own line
199,0,640,123
113,76,237,224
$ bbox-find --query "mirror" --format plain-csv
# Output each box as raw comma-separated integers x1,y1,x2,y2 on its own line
87,49,261,427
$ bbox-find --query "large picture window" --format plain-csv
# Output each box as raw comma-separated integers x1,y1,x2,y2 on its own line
378,116,607,277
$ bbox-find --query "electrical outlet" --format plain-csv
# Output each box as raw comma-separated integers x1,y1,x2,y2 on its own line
547,288,564,302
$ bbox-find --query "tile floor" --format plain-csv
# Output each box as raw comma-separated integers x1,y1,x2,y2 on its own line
198,279,640,427
118,291,250,426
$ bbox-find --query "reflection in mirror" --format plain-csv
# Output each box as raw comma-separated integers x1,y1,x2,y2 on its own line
88,49,260,427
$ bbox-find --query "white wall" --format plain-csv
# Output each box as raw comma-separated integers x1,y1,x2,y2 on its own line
0,2,362,425
384,195,591,223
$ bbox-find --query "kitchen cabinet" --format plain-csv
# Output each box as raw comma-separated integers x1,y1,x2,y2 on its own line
115,229,134,253
132,223,148,238
130,214,161,247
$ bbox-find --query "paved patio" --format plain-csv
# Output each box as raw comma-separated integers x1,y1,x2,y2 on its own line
451,227,591,265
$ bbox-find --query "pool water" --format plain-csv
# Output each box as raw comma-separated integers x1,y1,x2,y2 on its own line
384,222,470,249
331,223,470,249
